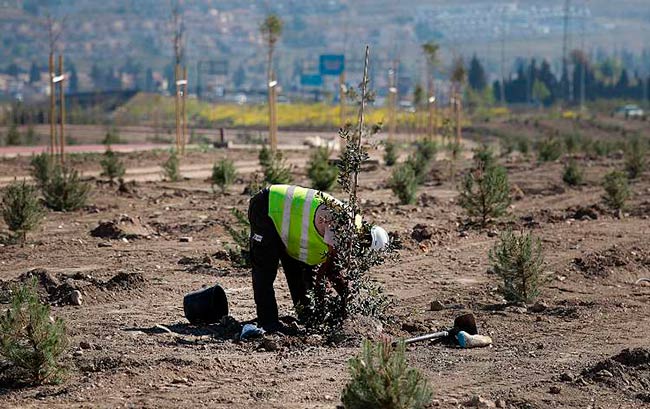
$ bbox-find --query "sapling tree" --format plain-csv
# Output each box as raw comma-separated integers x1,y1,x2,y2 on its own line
162,150,181,182
42,166,91,211
406,140,438,184
30,153,50,188
459,153,511,227
300,46,397,336
563,132,582,154
211,158,237,193
562,158,583,186
100,148,126,184
6,123,21,146
341,338,433,409
383,141,398,166
307,147,338,191
389,164,418,205
517,136,530,156
259,145,292,185
102,126,122,146
25,125,37,145
1,180,44,245
489,229,545,304
537,137,563,162
602,171,630,210
0,278,68,385
624,135,647,179
224,208,250,267
473,144,496,169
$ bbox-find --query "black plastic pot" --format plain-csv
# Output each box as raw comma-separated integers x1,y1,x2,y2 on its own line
183,284,229,324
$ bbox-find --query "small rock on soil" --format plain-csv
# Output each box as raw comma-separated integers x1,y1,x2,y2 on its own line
529,301,548,313
430,300,446,311
464,395,496,408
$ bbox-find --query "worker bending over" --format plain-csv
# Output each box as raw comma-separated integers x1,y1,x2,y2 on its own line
248,184,389,333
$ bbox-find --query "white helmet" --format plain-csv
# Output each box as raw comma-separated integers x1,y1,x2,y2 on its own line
370,226,390,251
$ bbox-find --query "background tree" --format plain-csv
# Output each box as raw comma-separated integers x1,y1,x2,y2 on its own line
29,62,40,84
422,41,440,140
468,54,487,91
68,63,79,94
6,123,21,146
233,65,247,89
532,80,551,107
260,14,283,151
145,68,155,92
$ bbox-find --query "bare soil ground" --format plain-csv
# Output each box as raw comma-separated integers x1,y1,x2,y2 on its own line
1,120,650,408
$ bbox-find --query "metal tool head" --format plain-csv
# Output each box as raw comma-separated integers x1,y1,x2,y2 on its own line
453,313,478,335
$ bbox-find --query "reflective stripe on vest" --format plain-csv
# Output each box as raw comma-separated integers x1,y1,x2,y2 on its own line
268,185,330,266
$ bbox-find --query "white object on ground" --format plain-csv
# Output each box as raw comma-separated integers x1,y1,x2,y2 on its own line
240,323,265,340
456,331,492,348
370,226,390,251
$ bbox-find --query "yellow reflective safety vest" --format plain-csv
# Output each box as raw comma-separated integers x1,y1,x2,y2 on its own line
268,185,333,266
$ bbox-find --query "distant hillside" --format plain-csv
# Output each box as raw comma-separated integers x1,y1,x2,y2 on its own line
1,0,648,93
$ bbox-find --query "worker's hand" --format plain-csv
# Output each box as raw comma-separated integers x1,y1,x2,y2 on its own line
316,248,348,298
327,271,349,298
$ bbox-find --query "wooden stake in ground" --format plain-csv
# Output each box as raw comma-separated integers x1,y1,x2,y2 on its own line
260,15,283,152
175,63,181,152
422,41,440,141
450,57,466,156
170,0,185,153
49,52,56,158
455,93,462,148
349,45,370,208
58,54,65,165
387,61,397,142
270,75,278,150
339,70,346,127
427,84,436,141
182,66,188,155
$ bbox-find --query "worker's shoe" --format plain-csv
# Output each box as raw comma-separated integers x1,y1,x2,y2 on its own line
261,321,298,336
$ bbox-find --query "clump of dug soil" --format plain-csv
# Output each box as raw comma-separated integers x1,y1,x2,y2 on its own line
581,348,650,402
0,269,82,306
90,214,152,240
0,269,147,306
104,272,146,290
573,244,650,278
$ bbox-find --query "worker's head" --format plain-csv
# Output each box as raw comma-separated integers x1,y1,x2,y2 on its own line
314,205,333,236
369,225,390,251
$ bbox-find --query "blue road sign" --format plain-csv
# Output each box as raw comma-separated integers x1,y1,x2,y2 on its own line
319,55,345,76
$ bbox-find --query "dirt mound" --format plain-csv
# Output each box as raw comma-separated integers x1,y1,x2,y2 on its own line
90,215,152,240
411,224,433,242
0,269,81,306
629,200,650,217
0,269,148,305
104,272,146,290
581,348,650,402
566,204,602,221
573,244,650,278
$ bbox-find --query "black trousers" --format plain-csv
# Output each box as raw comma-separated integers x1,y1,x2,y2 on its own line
248,188,313,328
